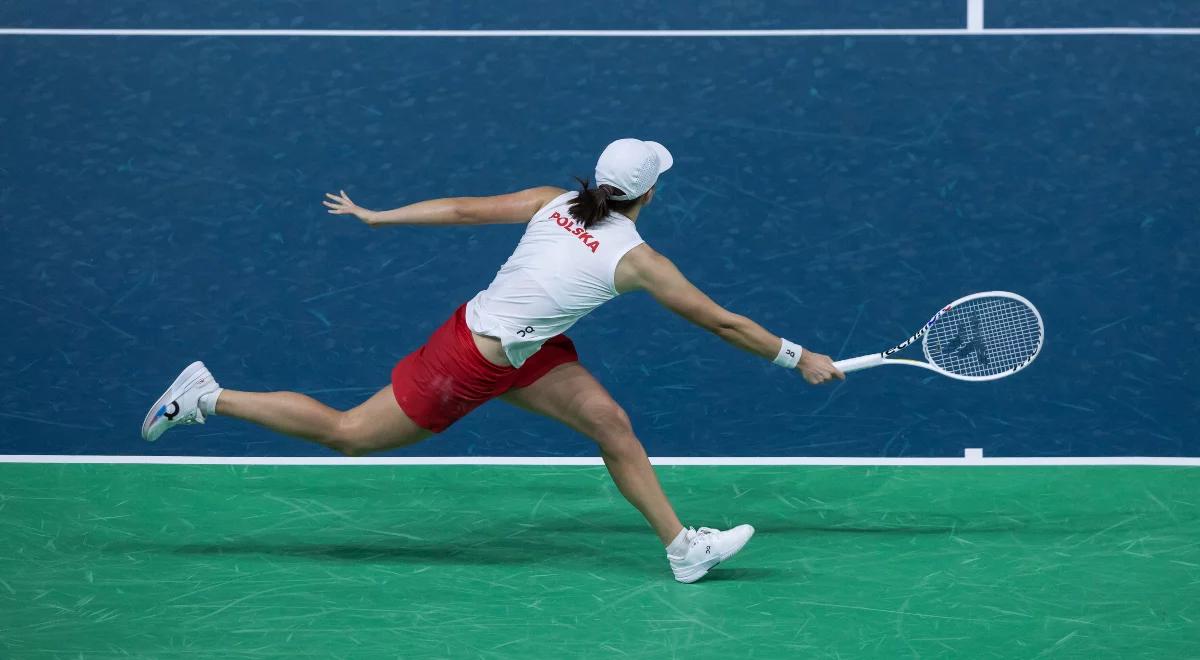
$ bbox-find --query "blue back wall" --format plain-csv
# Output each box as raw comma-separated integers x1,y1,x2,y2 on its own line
1,4,1197,456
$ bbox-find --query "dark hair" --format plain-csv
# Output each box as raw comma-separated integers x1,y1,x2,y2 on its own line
567,177,642,228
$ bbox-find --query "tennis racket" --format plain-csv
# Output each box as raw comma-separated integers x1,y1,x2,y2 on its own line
834,291,1044,381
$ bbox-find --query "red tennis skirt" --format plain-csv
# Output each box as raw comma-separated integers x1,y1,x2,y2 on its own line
391,304,579,433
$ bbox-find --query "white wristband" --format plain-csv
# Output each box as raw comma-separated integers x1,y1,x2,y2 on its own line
773,339,803,368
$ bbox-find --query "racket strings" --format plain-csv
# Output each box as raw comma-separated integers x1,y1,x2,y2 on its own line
925,297,1042,378
945,301,1040,371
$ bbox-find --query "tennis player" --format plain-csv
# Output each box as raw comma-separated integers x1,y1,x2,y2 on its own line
142,139,844,583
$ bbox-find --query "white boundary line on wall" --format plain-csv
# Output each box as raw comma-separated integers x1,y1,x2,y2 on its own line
0,454,1198,467
1,28,1199,38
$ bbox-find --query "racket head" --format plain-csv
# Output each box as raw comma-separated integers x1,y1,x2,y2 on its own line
920,291,1044,381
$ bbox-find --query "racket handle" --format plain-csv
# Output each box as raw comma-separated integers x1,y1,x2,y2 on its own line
833,354,885,373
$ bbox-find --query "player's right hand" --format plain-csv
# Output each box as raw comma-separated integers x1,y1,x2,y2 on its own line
797,350,846,385
323,190,378,225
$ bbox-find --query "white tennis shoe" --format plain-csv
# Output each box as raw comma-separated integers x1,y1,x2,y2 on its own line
668,524,755,583
141,361,221,442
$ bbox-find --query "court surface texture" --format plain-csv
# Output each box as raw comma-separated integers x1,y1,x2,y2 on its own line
2,0,1199,657
2,463,1198,657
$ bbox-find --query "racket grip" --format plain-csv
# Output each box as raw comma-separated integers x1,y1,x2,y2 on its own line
833,354,885,373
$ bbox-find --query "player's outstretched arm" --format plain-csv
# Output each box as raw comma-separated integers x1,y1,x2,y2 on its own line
615,244,844,385
323,187,566,226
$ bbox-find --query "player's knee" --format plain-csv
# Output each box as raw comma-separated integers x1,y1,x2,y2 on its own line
584,400,634,447
329,414,374,457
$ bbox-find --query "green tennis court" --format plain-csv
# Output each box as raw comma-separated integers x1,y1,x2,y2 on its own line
2,463,1196,657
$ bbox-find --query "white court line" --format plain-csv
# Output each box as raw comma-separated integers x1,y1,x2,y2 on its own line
0,455,1198,466
1,28,1199,38
967,0,985,32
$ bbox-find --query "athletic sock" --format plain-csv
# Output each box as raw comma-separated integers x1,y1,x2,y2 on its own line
199,388,223,416
665,527,690,556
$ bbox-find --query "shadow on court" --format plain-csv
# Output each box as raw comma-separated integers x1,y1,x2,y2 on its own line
153,540,623,566
697,567,780,582
98,505,1191,574
106,538,783,581
105,525,663,570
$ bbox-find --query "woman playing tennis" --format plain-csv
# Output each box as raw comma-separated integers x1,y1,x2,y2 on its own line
142,139,844,583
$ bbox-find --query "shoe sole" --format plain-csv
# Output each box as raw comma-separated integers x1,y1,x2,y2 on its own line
673,527,756,584
141,361,208,442
674,557,723,584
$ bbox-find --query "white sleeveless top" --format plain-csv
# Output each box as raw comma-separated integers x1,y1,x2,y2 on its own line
465,191,645,367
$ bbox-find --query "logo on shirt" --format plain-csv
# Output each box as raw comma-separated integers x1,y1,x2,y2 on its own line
550,211,600,254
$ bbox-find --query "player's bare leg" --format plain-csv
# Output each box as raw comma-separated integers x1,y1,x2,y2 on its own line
142,362,431,454
216,386,431,455
502,362,683,543
502,362,754,582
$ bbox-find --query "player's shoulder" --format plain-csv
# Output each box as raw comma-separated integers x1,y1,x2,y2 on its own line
614,243,676,291
515,186,569,219
533,185,570,198
619,242,661,267
530,186,571,207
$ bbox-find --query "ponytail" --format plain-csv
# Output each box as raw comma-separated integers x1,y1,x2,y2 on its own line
567,177,640,228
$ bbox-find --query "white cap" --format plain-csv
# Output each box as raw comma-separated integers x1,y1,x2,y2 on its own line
594,138,674,201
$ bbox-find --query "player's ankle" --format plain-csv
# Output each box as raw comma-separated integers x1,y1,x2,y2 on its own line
665,526,689,555
199,388,224,416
